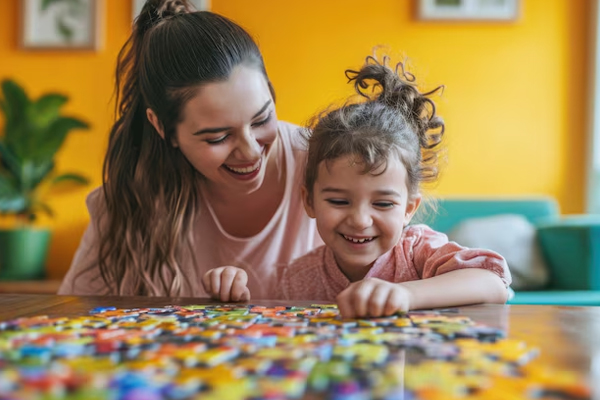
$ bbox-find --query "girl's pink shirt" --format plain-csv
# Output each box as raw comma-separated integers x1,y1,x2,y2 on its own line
275,224,512,301
58,121,323,297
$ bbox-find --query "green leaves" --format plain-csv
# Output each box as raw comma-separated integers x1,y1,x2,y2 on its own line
0,78,90,222
50,173,89,186
41,0,67,11
34,117,89,161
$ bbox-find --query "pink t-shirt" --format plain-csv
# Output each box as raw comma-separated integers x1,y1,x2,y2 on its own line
275,224,511,301
58,121,323,297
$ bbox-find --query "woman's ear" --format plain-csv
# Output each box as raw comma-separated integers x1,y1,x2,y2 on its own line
301,186,316,219
147,108,179,147
146,108,165,139
404,194,422,226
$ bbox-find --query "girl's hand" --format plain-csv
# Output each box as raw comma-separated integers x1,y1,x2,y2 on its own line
336,278,413,319
202,266,251,302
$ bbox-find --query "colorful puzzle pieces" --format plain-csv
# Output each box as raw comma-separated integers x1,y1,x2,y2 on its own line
0,304,591,399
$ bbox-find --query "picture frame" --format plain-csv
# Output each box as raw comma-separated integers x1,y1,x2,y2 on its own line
417,0,520,21
132,0,210,21
20,0,102,50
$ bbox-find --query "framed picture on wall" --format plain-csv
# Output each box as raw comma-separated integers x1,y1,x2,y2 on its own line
20,0,103,50
417,0,520,21
132,0,210,21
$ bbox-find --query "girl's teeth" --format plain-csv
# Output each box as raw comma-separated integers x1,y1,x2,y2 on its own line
343,235,374,243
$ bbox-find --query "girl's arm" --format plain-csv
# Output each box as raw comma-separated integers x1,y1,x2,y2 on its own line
400,267,508,310
336,269,507,318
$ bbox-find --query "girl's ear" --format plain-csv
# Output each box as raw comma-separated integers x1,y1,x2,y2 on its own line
404,194,422,226
147,108,179,148
301,186,316,219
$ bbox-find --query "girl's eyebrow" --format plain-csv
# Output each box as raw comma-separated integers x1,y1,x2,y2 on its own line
321,187,346,194
374,189,401,197
321,188,402,197
192,100,272,135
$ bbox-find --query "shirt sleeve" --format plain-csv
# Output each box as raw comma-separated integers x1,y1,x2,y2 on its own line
272,246,350,301
57,188,113,295
407,225,512,287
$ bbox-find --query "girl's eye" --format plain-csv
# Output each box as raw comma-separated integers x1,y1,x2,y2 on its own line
326,199,349,206
374,202,394,208
252,111,273,128
206,135,229,144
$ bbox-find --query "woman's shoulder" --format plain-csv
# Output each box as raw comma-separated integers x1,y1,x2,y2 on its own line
84,186,108,222
278,120,307,151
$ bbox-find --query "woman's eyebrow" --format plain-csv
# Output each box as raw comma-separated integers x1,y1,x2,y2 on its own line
251,100,272,119
192,100,272,136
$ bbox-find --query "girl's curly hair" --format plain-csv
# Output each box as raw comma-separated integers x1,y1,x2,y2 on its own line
304,55,445,202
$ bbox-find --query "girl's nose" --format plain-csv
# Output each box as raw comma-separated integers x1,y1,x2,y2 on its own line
347,206,373,230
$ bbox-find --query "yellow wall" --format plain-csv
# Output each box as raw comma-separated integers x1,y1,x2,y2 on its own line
0,0,591,278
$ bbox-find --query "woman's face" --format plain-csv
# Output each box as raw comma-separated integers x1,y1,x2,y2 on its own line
175,65,278,195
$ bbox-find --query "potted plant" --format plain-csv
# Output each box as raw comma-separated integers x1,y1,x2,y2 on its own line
0,79,89,280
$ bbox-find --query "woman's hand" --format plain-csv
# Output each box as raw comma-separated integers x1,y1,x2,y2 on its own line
336,278,413,319
202,266,250,302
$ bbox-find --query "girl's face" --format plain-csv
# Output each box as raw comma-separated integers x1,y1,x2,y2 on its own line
303,154,420,281
174,66,278,195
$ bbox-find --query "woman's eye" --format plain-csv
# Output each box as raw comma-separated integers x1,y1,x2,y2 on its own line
374,202,394,208
326,199,349,206
206,135,229,144
251,112,272,128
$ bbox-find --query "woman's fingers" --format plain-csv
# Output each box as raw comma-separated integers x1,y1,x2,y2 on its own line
230,270,249,301
201,271,213,295
218,267,238,301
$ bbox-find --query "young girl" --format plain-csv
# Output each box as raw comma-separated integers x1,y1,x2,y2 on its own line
203,56,511,318
58,0,322,296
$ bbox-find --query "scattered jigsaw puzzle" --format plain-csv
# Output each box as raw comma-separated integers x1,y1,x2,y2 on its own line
0,304,591,399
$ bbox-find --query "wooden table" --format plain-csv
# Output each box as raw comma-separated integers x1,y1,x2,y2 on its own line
0,295,598,397
0,280,62,294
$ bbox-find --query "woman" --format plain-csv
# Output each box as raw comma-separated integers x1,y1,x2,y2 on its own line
58,0,321,297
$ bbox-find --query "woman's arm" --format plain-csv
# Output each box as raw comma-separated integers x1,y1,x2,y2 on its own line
58,189,112,295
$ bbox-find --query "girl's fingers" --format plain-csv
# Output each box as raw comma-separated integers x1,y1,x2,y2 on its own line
336,287,355,319
384,288,407,316
366,285,389,317
351,281,374,318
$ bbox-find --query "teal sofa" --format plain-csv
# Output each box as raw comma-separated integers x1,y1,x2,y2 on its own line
416,197,600,306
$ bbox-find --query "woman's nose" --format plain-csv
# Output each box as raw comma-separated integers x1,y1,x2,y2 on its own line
236,127,262,160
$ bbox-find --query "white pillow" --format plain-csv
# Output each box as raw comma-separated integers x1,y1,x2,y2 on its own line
447,214,549,290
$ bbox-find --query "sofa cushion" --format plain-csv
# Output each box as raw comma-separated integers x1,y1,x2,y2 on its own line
537,215,600,290
447,214,549,290
415,197,560,233
509,290,600,306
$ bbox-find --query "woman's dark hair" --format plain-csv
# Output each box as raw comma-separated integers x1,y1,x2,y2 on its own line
304,55,445,204
92,0,274,295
